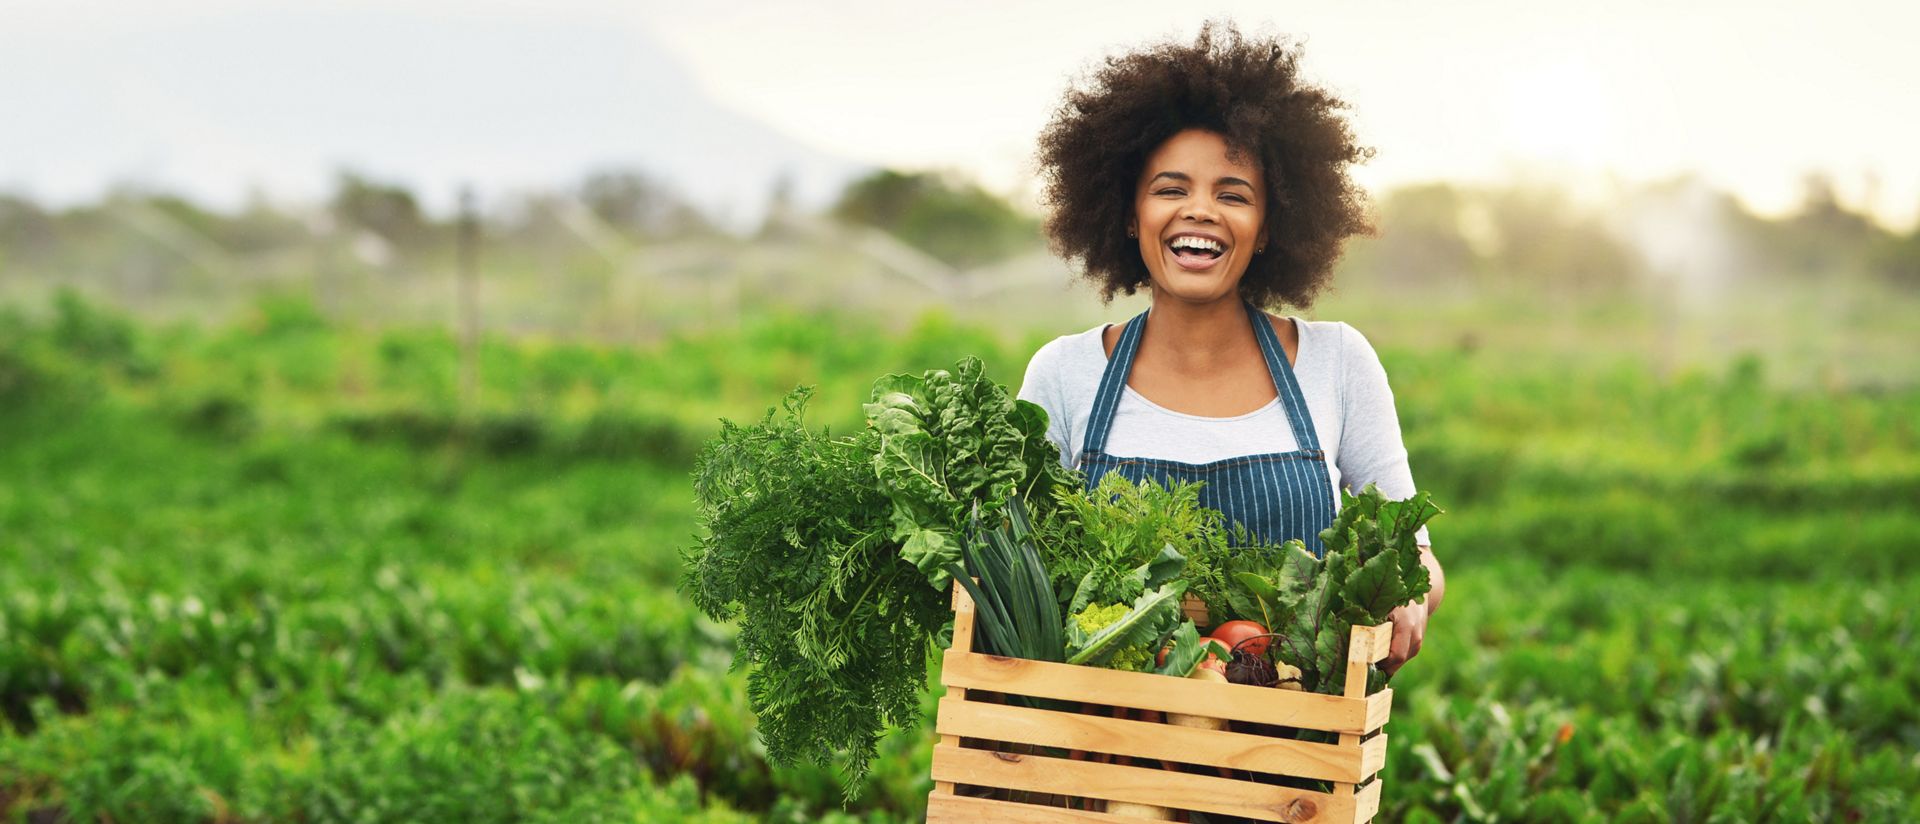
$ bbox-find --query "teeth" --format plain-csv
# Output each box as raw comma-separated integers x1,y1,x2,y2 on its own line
1170,236,1223,253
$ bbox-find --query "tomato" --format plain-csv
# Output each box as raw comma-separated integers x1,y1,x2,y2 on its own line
1208,620,1270,656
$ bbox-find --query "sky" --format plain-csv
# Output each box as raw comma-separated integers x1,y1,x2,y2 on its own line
5,0,1917,229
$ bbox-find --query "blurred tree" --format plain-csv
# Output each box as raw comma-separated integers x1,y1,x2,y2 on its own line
331,172,431,250
222,190,311,253
832,169,1039,269
1762,174,1885,280
578,169,712,238
1370,183,1482,288
1481,184,1646,291
1868,224,1920,288
0,194,55,260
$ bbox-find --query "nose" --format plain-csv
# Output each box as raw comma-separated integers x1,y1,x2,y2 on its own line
1179,197,1220,224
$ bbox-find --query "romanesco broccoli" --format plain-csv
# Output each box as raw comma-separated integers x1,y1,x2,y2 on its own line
1071,603,1153,672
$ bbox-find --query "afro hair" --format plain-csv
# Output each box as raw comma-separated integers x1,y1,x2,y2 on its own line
1037,22,1375,309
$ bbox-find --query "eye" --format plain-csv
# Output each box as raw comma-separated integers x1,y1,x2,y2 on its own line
1221,192,1252,204
1151,187,1185,197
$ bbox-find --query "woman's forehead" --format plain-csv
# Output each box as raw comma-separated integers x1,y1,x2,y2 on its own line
1141,129,1262,182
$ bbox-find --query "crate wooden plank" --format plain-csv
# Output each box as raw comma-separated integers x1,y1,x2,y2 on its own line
1359,733,1389,779
930,744,1355,823
941,650,1373,733
1364,688,1393,734
1351,622,1394,664
1353,778,1383,822
935,579,978,796
935,696,1372,783
927,794,1145,823
1181,593,1210,624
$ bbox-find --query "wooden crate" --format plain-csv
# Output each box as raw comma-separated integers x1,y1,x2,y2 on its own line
927,583,1395,823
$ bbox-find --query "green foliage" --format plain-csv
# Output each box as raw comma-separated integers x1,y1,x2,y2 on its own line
831,169,1040,268
686,390,946,799
948,499,1064,663
1,296,1916,822
865,357,1078,589
685,355,1075,799
1048,473,1250,618
1064,582,1188,671
331,170,431,248
1152,621,1230,678
1216,485,1440,696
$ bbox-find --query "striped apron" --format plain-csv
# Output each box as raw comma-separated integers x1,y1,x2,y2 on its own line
1077,300,1338,557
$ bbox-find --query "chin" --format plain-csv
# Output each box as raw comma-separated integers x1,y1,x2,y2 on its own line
1152,272,1242,305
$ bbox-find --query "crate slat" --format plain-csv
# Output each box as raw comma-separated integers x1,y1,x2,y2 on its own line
927,794,1144,823
1353,778,1383,822
1351,622,1394,665
1359,733,1389,778
1364,688,1393,734
935,696,1380,784
929,743,1355,823
940,650,1373,734
935,578,978,795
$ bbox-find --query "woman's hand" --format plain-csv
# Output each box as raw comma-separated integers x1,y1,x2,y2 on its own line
1381,600,1427,676
1381,545,1444,677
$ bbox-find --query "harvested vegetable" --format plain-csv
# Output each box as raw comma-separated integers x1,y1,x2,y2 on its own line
1225,649,1278,688
1066,582,1188,669
685,359,1077,799
1225,484,1441,695
1105,801,1176,820
947,498,1064,663
1167,658,1231,730
1208,619,1270,657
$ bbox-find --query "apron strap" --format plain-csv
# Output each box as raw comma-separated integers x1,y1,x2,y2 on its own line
1246,300,1323,452
1079,309,1148,459
1078,301,1325,459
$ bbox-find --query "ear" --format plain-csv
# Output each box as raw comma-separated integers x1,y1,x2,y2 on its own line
1127,214,1138,239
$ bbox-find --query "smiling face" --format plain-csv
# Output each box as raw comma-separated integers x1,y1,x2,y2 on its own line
1128,129,1268,306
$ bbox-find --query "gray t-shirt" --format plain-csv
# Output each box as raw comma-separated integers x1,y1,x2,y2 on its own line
1016,316,1430,546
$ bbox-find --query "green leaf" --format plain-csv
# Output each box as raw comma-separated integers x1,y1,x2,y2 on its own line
1140,543,1186,590
1154,620,1231,677
901,526,962,590
1340,549,1412,625
1067,581,1188,668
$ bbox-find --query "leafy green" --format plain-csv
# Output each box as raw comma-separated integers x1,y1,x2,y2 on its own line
1153,620,1232,678
1049,473,1246,614
1065,581,1188,670
684,389,948,799
945,498,1064,663
864,357,1077,589
685,357,1081,800
1235,484,1441,695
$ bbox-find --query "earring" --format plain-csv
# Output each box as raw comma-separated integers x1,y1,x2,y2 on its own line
1256,246,1265,254
1128,228,1136,238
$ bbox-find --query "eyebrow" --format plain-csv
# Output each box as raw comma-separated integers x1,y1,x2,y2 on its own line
1148,171,1257,189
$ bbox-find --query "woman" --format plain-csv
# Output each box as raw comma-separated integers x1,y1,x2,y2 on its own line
1018,23,1444,675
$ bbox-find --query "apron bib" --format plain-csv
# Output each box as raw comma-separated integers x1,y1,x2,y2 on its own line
1078,301,1338,557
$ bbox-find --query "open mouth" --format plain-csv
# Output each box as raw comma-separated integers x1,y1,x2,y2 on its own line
1167,234,1226,267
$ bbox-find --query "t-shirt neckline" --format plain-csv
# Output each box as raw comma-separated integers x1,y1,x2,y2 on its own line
1092,314,1308,423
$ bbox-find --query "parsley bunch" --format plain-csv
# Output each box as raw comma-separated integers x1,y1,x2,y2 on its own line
684,359,1076,800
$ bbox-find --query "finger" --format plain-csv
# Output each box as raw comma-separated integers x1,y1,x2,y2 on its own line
1409,623,1426,660
1386,623,1412,671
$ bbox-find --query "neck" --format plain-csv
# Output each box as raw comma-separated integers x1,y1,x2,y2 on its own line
1141,287,1256,370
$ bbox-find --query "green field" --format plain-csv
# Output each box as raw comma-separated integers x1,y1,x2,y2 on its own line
3,292,1917,822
